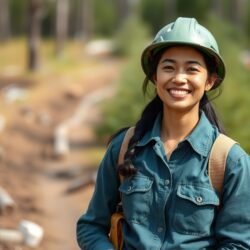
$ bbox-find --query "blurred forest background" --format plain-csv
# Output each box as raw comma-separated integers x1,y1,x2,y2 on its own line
0,0,249,150
0,0,249,249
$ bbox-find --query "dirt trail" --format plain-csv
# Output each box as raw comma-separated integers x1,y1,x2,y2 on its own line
37,60,120,250
0,57,121,250
37,165,94,250
38,84,116,250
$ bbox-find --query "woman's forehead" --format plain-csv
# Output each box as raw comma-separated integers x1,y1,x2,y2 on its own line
159,46,206,64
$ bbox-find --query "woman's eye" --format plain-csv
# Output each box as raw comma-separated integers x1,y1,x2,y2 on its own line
163,65,174,71
188,67,199,72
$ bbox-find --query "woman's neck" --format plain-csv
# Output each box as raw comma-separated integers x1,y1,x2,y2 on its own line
161,108,199,159
161,108,199,141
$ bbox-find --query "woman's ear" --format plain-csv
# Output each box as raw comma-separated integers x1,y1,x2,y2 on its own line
205,73,217,91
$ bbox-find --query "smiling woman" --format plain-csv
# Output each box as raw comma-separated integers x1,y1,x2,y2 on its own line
154,46,214,115
76,17,250,250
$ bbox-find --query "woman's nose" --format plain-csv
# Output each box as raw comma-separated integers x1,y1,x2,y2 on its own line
172,72,187,84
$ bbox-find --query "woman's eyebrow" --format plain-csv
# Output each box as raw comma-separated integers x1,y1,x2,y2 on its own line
160,59,202,66
160,59,175,64
186,60,202,66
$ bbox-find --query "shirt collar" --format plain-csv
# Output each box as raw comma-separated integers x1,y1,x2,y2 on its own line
137,111,216,157
185,112,215,157
137,112,162,147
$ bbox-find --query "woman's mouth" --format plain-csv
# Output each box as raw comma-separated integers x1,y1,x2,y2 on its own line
168,88,191,98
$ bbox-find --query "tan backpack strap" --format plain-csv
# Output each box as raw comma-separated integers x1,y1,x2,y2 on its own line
118,127,135,166
117,127,135,194
118,127,135,182
208,134,237,195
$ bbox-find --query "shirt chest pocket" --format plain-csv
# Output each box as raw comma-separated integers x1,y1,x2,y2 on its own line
119,174,153,224
173,184,219,236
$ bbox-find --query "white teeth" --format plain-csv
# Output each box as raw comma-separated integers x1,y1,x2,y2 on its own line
169,89,189,95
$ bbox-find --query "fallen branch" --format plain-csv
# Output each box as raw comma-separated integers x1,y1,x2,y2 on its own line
0,187,15,215
54,85,115,157
64,172,96,194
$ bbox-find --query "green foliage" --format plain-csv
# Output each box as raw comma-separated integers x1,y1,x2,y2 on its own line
42,1,56,37
177,0,210,22
7,0,250,45
139,0,211,35
95,17,152,138
244,1,250,47
139,0,167,34
9,0,28,35
93,0,118,36
113,15,151,56
205,15,250,152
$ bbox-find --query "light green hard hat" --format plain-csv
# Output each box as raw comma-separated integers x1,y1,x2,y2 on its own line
141,17,226,88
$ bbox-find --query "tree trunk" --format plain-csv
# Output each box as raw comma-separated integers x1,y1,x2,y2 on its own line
0,0,11,42
211,0,224,17
117,0,130,25
165,0,177,22
229,0,246,29
27,0,43,71
55,0,69,57
81,0,93,41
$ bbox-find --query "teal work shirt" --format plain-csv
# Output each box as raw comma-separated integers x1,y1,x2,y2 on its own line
77,112,250,249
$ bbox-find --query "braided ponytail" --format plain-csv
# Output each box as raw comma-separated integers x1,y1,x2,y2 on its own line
117,95,162,177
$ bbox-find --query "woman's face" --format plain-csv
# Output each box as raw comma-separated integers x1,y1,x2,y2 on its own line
154,46,216,114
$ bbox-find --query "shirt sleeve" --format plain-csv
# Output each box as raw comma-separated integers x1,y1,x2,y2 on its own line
76,131,126,250
215,144,250,249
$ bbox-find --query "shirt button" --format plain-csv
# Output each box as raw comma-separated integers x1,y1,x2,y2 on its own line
165,179,170,185
157,227,163,233
196,196,203,203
